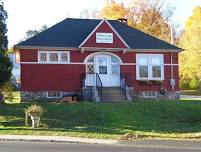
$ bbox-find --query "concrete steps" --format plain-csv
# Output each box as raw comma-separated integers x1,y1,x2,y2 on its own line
101,87,126,102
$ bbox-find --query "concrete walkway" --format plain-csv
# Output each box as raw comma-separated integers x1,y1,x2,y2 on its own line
0,135,118,145
1,135,201,149
180,95,201,100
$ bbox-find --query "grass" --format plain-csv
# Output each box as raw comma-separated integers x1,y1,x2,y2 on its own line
1,100,201,140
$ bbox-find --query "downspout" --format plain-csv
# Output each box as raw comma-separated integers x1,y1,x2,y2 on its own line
170,24,175,97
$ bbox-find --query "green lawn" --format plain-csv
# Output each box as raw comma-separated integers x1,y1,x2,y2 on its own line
1,100,201,140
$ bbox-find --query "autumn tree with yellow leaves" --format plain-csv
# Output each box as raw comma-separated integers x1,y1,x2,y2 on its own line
179,6,201,90
99,0,175,43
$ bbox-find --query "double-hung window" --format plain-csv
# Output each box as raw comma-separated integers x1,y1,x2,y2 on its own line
38,51,70,63
136,54,164,80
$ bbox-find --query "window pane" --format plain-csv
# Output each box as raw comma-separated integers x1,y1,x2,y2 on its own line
61,53,68,62
39,53,47,62
87,64,94,74
139,66,148,78
152,66,161,78
138,56,148,65
48,91,61,98
152,57,161,65
50,53,58,62
99,66,107,74
111,56,120,63
98,57,107,66
87,57,94,63
111,65,119,75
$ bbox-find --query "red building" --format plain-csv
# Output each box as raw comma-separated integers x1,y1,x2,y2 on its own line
14,18,182,101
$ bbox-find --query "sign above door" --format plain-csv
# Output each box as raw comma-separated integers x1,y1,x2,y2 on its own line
96,33,113,44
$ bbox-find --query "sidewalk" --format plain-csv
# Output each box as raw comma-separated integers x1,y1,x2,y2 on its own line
1,135,201,149
0,135,118,145
180,95,201,100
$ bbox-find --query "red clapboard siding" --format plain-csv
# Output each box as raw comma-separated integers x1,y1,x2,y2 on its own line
21,64,85,91
20,49,38,62
20,50,179,92
81,21,127,48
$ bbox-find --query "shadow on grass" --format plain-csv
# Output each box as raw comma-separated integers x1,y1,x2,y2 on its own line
1,101,201,136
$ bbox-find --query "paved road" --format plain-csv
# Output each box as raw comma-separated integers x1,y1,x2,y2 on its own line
0,141,201,152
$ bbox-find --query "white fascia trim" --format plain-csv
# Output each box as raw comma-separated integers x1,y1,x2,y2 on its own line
79,19,105,48
80,47,131,51
15,45,79,51
20,62,84,65
20,62,179,66
104,20,130,49
84,52,123,64
133,49,182,53
79,19,130,49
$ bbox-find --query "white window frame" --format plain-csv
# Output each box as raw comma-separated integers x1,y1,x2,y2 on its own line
38,51,70,64
46,91,62,99
136,54,164,80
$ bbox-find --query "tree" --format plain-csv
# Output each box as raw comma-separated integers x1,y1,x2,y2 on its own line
99,0,175,43
0,0,12,103
129,0,175,42
99,0,128,20
24,25,48,40
179,6,201,90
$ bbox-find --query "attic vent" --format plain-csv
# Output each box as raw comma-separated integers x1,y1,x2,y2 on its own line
118,18,127,24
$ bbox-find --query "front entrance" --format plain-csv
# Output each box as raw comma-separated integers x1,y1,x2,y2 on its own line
85,53,121,87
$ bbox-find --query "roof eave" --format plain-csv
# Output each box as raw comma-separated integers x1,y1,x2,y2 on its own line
14,45,80,51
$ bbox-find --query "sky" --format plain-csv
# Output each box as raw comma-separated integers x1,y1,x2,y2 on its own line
3,0,201,47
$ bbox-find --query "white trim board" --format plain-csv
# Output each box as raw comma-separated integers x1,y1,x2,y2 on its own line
79,19,130,49
20,62,178,66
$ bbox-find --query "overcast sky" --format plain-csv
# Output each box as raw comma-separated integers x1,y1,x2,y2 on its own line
4,0,201,47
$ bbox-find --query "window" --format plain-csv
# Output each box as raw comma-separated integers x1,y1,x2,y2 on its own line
61,53,68,62
39,53,47,62
143,91,157,98
111,56,120,75
38,51,70,63
136,54,164,80
47,91,62,98
50,53,58,62
87,57,94,74
111,65,119,75
98,57,108,75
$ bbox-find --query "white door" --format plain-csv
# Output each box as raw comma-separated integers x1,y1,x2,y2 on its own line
95,55,120,87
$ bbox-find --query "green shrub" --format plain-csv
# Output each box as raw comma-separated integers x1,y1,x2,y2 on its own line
0,81,14,103
179,79,189,90
189,79,199,90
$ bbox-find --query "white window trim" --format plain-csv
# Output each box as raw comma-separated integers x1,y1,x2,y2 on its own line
46,91,62,99
38,51,70,64
136,54,164,80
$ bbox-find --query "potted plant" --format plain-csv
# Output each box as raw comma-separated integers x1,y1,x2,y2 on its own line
25,104,43,128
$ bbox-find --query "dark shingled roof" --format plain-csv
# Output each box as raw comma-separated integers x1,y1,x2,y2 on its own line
16,18,181,50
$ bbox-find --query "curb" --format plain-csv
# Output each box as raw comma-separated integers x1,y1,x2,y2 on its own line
0,135,118,145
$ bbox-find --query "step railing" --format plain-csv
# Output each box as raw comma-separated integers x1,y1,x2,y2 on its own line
81,73,103,100
120,73,131,100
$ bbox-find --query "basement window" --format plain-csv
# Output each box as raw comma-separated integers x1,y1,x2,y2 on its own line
47,91,62,99
143,91,157,98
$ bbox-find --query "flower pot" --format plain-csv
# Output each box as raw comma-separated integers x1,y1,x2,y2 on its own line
29,114,40,128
